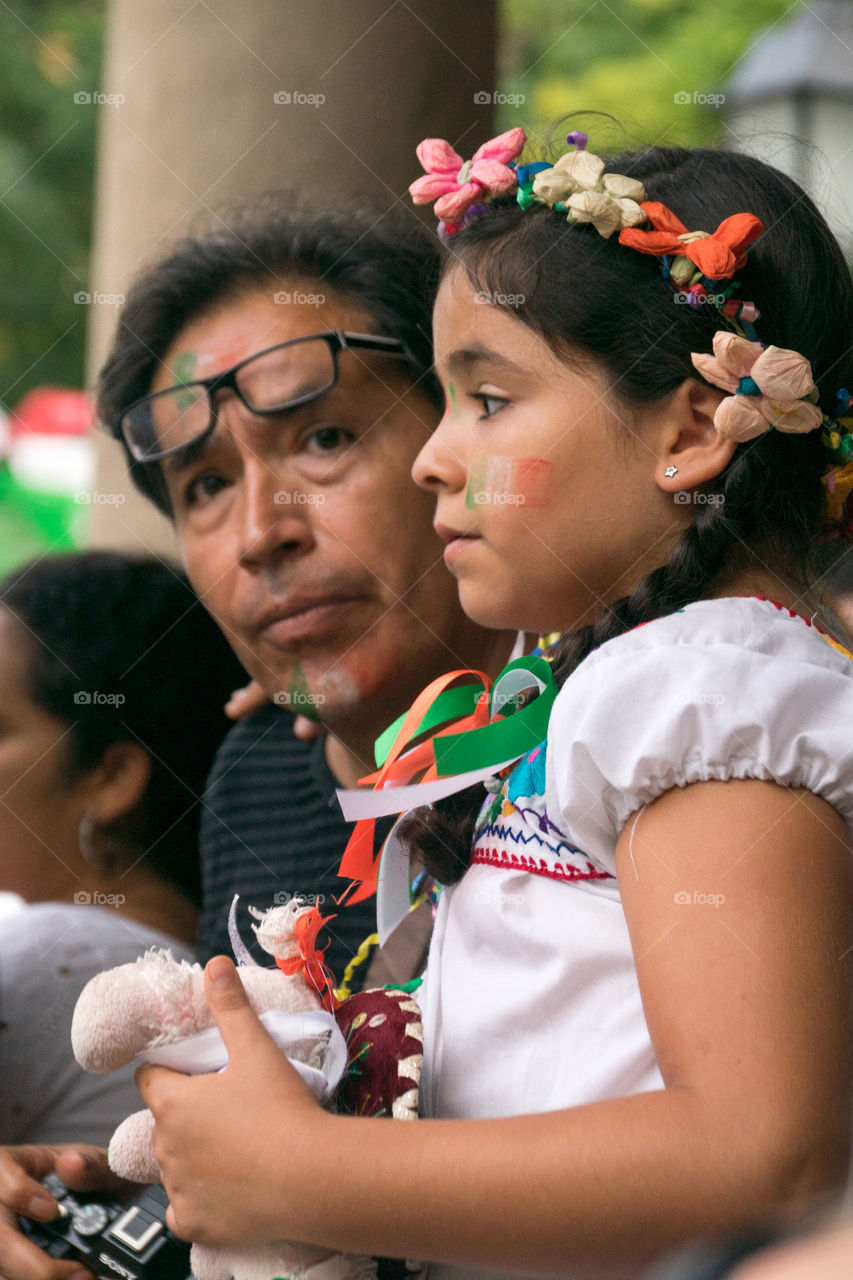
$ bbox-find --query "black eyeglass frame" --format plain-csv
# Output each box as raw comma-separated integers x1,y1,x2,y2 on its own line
115,330,415,463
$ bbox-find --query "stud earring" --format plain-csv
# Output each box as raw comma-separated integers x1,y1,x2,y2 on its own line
665,465,678,477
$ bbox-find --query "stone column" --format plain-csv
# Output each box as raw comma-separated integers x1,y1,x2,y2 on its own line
86,0,497,551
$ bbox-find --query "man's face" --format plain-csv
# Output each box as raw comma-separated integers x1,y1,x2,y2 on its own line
152,284,481,731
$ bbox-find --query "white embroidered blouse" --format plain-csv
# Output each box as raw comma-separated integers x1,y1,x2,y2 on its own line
417,595,853,1280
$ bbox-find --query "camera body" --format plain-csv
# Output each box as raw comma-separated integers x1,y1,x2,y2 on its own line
20,1174,192,1280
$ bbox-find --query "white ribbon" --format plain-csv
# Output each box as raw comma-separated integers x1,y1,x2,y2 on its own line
135,1009,348,1103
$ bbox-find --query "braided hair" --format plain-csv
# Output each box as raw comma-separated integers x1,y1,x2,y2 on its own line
402,144,853,883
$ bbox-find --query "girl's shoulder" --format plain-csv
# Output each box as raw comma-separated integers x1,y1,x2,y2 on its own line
542,595,853,875
577,594,853,674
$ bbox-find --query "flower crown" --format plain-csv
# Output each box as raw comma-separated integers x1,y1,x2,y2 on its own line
410,127,853,535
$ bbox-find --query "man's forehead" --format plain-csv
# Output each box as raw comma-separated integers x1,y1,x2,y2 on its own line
153,289,377,389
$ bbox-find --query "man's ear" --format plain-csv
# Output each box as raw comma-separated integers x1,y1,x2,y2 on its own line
84,741,152,827
654,378,737,491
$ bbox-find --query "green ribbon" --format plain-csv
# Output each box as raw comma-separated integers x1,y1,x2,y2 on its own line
433,656,556,776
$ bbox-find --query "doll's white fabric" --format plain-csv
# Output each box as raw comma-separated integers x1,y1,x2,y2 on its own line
71,899,377,1280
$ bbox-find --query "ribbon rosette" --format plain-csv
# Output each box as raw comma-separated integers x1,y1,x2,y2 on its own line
275,905,339,1013
531,145,647,238
335,657,557,904
618,202,764,286
691,332,823,442
409,128,526,224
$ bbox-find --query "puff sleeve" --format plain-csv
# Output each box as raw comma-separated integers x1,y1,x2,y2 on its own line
544,600,853,877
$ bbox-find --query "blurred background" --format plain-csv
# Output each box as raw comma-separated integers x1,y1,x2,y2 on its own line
1,0,852,570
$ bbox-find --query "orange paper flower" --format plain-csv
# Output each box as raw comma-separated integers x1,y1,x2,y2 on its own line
618,202,764,283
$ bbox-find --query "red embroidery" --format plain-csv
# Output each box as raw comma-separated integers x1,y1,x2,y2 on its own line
751,595,827,635
472,846,612,882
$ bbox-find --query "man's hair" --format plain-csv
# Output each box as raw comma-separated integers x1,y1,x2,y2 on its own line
97,193,443,514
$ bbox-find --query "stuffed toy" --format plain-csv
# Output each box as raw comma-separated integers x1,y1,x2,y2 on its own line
71,897,423,1280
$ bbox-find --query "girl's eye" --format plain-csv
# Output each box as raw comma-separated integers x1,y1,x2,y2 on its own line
470,393,509,420
183,472,228,508
305,426,356,453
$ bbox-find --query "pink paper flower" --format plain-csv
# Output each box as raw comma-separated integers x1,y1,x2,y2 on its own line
409,128,526,223
690,332,823,442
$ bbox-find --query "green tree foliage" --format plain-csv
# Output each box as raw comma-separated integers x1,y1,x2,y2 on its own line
499,0,798,149
0,0,104,408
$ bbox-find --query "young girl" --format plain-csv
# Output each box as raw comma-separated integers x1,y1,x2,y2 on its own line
74,133,853,1279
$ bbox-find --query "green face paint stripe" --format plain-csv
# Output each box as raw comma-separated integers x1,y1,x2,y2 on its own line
465,457,488,508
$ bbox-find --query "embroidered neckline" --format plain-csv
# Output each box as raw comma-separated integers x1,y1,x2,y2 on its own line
746,594,853,662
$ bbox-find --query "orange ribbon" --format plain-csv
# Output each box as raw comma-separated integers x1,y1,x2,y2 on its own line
336,668,492,904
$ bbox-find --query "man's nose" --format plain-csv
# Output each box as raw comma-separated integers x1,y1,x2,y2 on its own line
236,454,318,568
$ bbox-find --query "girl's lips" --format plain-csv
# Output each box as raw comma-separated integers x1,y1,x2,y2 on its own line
441,533,482,563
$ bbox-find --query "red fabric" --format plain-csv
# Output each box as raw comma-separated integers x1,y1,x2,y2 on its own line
335,988,422,1119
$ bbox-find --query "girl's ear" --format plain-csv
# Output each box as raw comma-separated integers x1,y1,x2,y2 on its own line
654,377,737,492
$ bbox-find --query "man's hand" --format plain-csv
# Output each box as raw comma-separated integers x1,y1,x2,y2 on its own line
224,680,321,742
0,1145,135,1280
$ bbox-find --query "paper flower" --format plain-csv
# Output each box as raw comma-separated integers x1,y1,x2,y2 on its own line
618,202,764,284
691,332,823,442
531,148,647,238
409,128,526,223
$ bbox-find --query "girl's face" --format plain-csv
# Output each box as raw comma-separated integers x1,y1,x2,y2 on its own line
413,268,687,634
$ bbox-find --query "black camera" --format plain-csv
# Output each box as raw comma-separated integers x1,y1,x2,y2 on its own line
20,1173,192,1280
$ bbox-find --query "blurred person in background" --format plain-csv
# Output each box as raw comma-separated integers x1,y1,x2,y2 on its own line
0,550,244,1145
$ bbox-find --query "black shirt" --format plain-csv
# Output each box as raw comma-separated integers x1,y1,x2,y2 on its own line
198,704,386,982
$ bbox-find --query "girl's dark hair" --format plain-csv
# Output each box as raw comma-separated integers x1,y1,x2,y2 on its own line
0,551,246,904
97,193,442,514
402,143,853,883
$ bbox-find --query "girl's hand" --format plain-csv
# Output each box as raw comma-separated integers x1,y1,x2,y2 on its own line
136,957,332,1247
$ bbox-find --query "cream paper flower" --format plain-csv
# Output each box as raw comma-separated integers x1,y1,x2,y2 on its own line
532,150,647,238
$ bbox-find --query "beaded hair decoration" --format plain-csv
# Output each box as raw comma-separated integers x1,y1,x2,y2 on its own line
410,128,853,535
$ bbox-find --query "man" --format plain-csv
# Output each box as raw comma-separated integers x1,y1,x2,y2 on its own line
0,194,519,1279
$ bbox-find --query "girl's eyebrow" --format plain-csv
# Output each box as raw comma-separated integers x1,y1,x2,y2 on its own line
445,344,526,378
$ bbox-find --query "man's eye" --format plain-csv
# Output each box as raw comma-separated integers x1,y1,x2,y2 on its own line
184,472,227,507
305,426,355,453
470,393,509,420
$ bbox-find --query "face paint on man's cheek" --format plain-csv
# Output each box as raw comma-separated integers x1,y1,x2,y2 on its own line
465,456,555,509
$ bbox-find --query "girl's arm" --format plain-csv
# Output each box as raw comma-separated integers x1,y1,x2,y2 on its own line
139,777,853,1277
